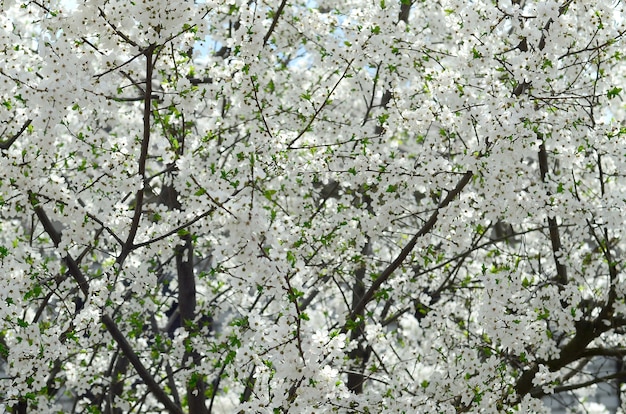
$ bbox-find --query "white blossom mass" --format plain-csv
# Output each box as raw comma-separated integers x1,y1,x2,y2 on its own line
0,0,625,413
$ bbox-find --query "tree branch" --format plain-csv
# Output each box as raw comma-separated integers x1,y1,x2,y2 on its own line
176,234,208,413
117,45,156,265
538,140,568,286
530,370,625,398
263,0,288,47
0,119,31,151
32,202,183,413
342,171,473,333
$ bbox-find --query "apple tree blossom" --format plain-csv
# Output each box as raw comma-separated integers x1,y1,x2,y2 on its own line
1,0,626,413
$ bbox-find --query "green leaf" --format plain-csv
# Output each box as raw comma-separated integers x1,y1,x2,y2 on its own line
264,189,277,201
286,250,296,267
607,87,622,99
556,182,564,193
386,184,398,193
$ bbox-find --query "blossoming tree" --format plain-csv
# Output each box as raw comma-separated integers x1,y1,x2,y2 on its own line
1,0,626,412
